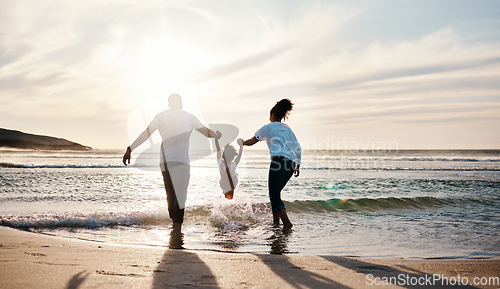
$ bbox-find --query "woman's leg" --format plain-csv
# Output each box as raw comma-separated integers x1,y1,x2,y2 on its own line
278,209,293,232
268,156,295,232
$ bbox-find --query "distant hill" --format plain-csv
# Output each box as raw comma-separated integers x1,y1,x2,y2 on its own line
0,128,92,151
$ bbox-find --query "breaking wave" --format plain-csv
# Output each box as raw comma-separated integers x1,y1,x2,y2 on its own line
0,196,483,230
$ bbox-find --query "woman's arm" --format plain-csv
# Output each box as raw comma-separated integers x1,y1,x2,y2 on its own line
292,136,301,177
242,136,258,146
294,164,300,177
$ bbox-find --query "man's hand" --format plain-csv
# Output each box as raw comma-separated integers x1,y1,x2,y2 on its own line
215,131,222,140
237,138,243,146
294,164,300,177
123,147,131,166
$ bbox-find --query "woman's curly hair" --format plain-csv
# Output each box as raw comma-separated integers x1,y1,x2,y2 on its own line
270,99,293,121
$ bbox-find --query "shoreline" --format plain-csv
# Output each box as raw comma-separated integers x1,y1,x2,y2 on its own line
1,227,499,289
13,228,500,260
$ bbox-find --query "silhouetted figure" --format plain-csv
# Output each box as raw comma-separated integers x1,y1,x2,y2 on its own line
215,132,243,199
242,99,301,232
123,93,219,234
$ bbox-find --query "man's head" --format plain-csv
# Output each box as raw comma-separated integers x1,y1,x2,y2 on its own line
168,93,182,109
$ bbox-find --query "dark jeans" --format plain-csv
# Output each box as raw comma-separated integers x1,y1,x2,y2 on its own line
161,162,189,223
268,156,295,213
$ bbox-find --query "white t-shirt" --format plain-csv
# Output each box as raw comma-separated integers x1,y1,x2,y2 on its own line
147,109,204,164
218,158,238,193
255,122,301,165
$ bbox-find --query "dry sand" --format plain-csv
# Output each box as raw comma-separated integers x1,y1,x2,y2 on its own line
0,227,498,289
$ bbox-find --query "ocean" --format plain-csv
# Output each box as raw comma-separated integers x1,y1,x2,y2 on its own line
1,148,499,258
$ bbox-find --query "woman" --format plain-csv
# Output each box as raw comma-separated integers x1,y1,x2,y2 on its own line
241,99,301,232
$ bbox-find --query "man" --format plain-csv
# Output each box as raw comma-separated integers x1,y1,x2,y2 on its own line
122,93,219,234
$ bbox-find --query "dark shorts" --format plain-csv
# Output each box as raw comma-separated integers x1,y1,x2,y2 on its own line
268,156,295,213
161,162,190,223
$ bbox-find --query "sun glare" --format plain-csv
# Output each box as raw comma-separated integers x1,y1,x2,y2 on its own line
126,37,211,100
124,38,212,147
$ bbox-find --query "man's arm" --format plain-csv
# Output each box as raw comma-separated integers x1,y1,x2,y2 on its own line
242,136,258,146
234,138,244,166
122,126,156,166
122,147,132,166
195,126,217,138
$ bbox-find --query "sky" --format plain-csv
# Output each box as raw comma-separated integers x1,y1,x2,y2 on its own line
1,0,499,150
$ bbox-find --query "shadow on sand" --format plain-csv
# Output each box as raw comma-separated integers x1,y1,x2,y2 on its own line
151,229,481,289
66,271,89,289
256,253,352,289
255,230,352,289
320,256,480,289
152,232,219,288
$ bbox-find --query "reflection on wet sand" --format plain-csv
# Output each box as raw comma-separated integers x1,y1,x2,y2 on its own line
268,229,290,255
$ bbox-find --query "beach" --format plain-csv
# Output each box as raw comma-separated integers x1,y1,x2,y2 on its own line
1,227,499,289
1,149,499,258
2,0,500,287
1,149,499,288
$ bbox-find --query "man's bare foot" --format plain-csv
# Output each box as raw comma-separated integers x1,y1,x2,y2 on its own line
169,230,184,249
282,222,293,233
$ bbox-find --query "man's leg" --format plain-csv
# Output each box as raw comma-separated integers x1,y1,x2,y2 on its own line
172,222,182,234
161,163,185,233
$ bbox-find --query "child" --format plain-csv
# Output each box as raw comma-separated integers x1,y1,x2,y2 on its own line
215,131,243,199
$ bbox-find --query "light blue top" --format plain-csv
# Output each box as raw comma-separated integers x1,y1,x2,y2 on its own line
255,122,301,165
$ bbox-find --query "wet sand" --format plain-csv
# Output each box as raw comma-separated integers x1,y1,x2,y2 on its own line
0,227,498,289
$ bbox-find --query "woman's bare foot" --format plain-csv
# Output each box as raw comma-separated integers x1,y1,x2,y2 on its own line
277,209,293,232
282,222,293,233
273,212,280,227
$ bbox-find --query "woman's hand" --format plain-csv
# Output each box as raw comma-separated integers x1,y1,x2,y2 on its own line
122,147,131,166
237,138,243,146
294,164,300,177
242,136,258,146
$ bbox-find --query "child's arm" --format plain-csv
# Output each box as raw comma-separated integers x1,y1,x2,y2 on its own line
234,138,244,166
215,131,222,160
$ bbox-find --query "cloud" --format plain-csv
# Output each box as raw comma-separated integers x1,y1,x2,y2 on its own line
0,0,499,148
191,45,294,82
